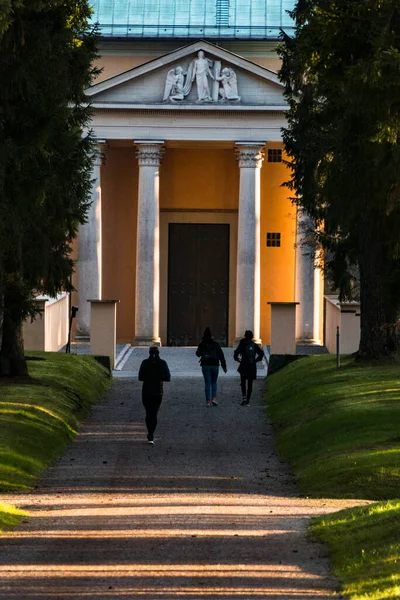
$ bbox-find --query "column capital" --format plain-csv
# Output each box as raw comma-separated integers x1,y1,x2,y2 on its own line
235,143,265,169
134,141,165,167
93,139,107,167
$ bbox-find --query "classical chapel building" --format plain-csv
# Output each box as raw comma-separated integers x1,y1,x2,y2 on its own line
75,0,323,347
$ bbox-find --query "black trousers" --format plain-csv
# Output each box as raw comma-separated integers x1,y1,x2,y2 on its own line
142,393,163,438
240,375,254,401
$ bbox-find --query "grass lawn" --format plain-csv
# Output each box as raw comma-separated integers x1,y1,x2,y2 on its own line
266,355,400,500
0,351,110,528
266,355,400,599
312,501,400,600
0,503,28,532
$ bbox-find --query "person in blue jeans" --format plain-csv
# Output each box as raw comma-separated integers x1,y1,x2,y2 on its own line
196,327,227,406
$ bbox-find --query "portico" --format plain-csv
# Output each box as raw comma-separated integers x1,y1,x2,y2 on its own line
76,41,320,346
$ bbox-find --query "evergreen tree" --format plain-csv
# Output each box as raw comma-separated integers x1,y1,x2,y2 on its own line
279,0,400,358
0,1,99,375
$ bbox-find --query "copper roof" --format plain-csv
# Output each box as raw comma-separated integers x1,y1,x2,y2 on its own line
90,0,295,39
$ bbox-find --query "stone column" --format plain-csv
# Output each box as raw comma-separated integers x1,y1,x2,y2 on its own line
76,140,106,339
235,143,265,343
134,141,164,346
295,209,322,342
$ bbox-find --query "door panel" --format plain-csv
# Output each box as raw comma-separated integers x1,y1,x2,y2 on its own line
168,224,229,346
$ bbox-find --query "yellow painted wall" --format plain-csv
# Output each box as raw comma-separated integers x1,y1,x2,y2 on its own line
93,55,281,85
160,148,239,210
94,56,153,83
102,147,138,343
251,57,281,72
260,146,296,343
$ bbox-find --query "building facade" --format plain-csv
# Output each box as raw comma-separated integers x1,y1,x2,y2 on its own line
75,0,323,346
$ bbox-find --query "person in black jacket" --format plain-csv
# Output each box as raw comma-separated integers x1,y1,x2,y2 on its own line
138,347,171,444
195,327,227,407
234,330,264,405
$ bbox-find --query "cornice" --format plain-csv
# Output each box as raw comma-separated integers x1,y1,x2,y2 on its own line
92,107,288,117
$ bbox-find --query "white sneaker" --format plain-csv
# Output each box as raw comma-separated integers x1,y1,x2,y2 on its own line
212,399,218,406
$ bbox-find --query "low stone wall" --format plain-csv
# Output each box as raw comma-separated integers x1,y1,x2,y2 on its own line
23,294,69,352
324,295,360,354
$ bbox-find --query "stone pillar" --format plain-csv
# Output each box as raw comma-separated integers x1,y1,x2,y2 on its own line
268,302,299,355
89,300,119,370
76,140,106,339
235,143,265,343
134,141,164,346
295,209,321,342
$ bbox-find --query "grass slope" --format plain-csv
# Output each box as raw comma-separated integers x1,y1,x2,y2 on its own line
0,352,110,493
266,355,400,500
0,502,28,533
312,501,400,600
266,355,400,599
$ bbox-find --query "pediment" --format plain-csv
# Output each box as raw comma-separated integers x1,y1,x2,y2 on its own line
87,41,286,109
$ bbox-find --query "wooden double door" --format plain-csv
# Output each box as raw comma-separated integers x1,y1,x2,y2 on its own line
167,223,230,346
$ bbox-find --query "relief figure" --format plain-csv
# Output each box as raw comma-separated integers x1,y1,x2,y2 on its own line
162,52,241,104
216,67,241,101
163,66,186,101
188,50,214,102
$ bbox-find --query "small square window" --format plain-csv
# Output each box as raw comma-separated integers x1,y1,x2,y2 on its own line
267,148,282,163
266,232,281,247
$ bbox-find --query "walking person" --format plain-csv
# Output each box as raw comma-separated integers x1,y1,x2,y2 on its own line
138,347,171,444
196,327,227,407
234,330,265,405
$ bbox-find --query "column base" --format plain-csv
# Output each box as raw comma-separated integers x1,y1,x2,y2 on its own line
75,335,90,343
133,336,161,347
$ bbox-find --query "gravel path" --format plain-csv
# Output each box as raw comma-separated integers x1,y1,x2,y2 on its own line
0,368,362,599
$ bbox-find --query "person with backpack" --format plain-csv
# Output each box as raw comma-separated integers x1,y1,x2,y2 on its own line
196,327,227,407
138,346,171,444
234,330,265,405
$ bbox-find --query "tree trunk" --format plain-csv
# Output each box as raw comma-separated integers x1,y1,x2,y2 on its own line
358,239,400,359
0,310,27,377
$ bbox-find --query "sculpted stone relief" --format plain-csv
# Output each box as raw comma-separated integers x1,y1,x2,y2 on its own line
163,51,241,104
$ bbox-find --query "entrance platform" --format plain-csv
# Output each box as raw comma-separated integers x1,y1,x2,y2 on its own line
114,346,268,378
64,342,326,377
